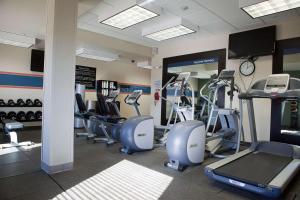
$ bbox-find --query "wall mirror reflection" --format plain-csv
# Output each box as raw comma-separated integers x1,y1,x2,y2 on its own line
161,49,226,125
166,60,218,125
281,48,300,136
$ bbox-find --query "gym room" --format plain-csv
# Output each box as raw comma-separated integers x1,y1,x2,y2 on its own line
0,0,299,199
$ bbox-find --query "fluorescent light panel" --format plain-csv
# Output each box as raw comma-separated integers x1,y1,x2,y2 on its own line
100,5,158,29
76,48,119,62
137,60,152,69
145,25,195,41
242,0,300,18
0,31,35,48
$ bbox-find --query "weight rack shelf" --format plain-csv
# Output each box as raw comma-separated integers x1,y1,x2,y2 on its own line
0,106,42,108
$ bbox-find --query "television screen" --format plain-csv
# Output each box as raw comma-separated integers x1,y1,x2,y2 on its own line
31,49,44,72
228,26,276,59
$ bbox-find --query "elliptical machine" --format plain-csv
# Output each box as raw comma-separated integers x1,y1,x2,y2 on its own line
111,90,143,142
163,73,206,171
119,90,154,154
201,70,243,158
164,70,243,171
120,72,200,155
157,72,195,144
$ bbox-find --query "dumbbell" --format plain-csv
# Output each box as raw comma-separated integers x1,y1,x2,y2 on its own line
34,99,43,107
16,111,26,121
0,111,6,122
0,99,6,106
35,111,42,120
7,111,17,120
7,99,16,107
17,99,26,106
26,99,34,107
25,111,35,121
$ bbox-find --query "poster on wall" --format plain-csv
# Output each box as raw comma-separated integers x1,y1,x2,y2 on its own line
75,65,96,90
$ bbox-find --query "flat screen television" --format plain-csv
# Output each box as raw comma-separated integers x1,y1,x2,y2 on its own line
228,26,276,59
31,49,44,72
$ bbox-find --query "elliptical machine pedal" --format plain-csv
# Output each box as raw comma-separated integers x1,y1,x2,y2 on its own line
164,160,186,172
119,147,133,155
106,139,115,146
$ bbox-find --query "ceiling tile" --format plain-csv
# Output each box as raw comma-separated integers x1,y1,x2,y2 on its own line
202,21,236,34
184,10,221,26
192,0,264,29
261,9,300,23
154,0,207,17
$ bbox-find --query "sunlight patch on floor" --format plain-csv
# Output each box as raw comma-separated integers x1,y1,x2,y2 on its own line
20,143,42,150
53,159,173,200
0,147,19,156
0,143,41,155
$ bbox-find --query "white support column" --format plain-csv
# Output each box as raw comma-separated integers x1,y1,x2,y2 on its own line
42,0,78,174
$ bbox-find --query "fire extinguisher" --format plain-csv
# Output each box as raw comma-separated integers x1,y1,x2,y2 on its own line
154,89,160,105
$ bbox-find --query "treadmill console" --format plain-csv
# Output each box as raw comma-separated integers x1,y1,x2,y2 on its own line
125,90,143,105
219,70,235,80
264,74,290,94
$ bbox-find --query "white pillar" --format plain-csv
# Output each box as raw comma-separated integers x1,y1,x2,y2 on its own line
42,0,78,174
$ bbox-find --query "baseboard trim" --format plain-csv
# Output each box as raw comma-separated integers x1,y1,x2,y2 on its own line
41,161,73,174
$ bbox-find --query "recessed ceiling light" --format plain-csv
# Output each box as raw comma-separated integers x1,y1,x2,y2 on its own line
100,5,158,29
144,25,195,41
0,31,35,48
240,0,300,18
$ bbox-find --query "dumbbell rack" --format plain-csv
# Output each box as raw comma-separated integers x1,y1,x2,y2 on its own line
0,104,42,128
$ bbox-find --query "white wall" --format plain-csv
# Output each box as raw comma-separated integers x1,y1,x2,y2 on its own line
0,40,152,118
77,57,151,117
151,19,300,141
0,43,43,100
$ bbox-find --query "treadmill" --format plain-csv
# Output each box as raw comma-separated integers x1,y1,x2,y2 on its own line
205,74,300,198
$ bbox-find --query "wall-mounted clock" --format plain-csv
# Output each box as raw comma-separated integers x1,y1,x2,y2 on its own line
239,60,255,76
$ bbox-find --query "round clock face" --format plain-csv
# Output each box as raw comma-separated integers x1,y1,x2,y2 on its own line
240,60,255,76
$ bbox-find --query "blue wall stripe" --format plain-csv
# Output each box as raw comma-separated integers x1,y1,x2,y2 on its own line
120,84,151,95
0,74,43,88
0,72,151,94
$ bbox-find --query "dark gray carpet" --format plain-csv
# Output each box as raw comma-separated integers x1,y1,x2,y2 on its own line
0,129,299,200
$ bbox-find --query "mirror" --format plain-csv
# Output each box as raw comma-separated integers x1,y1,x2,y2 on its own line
281,49,300,136
166,60,218,124
161,49,226,125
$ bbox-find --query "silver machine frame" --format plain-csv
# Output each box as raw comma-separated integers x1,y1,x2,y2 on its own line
205,74,300,198
200,70,243,158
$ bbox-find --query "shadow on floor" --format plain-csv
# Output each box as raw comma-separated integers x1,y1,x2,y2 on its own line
0,129,299,200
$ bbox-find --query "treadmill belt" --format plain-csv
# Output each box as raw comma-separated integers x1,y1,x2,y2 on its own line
214,152,293,187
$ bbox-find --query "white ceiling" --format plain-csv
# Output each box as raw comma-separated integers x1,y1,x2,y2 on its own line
0,0,300,48
78,0,300,47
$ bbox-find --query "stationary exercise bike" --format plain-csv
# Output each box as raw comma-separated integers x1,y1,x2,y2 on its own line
111,90,143,141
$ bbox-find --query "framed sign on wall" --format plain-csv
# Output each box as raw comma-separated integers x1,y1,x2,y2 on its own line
75,65,96,90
